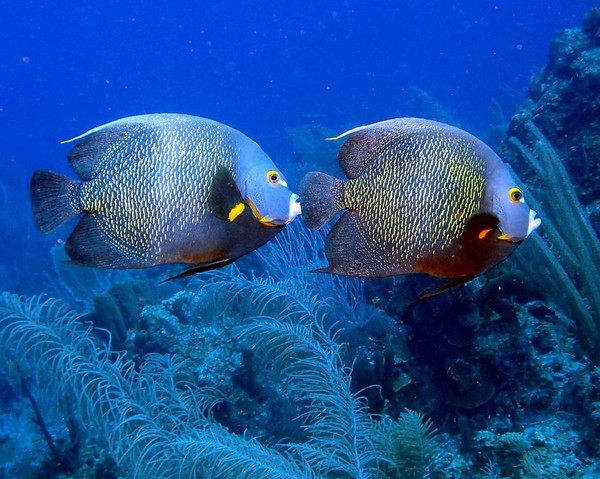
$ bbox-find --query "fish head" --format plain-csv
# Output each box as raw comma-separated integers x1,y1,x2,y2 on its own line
237,152,301,227
485,162,541,243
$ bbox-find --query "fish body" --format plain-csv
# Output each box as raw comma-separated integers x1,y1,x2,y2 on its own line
299,118,540,283
31,114,301,275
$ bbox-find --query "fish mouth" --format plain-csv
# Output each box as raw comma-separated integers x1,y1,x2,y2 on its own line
289,193,302,219
526,209,541,236
497,226,523,242
246,194,301,227
498,210,541,243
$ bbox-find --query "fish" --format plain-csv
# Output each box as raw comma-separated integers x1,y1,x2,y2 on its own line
30,113,302,278
299,118,540,295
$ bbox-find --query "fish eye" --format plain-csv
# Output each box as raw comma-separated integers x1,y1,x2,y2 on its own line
509,187,523,203
267,170,280,184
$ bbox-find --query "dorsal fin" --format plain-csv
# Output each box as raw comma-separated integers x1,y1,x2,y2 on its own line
61,115,171,181
62,118,138,180
327,119,421,179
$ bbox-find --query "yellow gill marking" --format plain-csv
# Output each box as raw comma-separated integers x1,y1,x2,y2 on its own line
246,197,261,219
245,197,275,226
228,202,246,222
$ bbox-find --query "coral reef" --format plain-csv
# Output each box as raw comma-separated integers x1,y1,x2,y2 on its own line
506,122,600,362
504,7,600,211
0,275,450,479
497,8,600,363
1,7,600,479
2,216,600,478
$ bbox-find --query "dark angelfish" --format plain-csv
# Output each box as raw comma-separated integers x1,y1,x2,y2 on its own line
299,118,540,296
30,114,301,278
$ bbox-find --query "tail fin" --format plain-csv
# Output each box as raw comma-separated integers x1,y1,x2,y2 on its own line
30,170,79,233
299,171,342,230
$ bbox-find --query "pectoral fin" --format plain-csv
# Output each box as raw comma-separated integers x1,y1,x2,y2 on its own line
162,257,236,282
208,167,247,222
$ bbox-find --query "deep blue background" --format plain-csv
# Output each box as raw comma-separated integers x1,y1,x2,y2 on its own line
0,0,596,293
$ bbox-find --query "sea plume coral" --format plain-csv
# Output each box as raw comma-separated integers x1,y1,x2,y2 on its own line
0,293,315,478
0,280,444,478
507,121,600,362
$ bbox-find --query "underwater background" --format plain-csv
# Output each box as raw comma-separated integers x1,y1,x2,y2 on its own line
1,1,600,478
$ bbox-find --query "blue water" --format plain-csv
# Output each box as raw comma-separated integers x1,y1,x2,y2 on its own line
1,0,595,293
1,2,599,478
1,1,595,157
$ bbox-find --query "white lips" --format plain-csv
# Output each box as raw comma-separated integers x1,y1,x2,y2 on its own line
289,193,302,220
527,209,541,236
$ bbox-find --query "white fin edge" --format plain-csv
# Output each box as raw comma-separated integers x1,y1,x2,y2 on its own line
60,118,126,144
326,124,375,141
325,118,401,141
60,113,178,144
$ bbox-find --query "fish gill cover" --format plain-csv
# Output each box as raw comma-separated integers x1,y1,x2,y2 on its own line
0,2,600,478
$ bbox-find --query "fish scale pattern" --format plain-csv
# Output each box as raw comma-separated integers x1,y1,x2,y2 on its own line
343,124,486,274
76,117,237,264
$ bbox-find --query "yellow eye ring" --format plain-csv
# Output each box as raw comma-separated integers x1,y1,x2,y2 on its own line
267,170,280,184
509,187,523,203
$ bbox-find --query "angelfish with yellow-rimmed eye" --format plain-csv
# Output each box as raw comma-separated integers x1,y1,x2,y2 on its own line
299,118,541,298
30,114,301,279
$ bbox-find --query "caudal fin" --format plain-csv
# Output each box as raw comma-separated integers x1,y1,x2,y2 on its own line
299,171,342,230
30,170,79,233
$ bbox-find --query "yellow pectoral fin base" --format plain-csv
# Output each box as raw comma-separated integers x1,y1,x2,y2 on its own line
228,202,246,222
479,228,494,240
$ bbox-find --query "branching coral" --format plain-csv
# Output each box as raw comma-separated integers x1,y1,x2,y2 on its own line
238,281,382,478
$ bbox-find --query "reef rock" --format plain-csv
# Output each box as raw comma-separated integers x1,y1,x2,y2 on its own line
505,7,600,206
